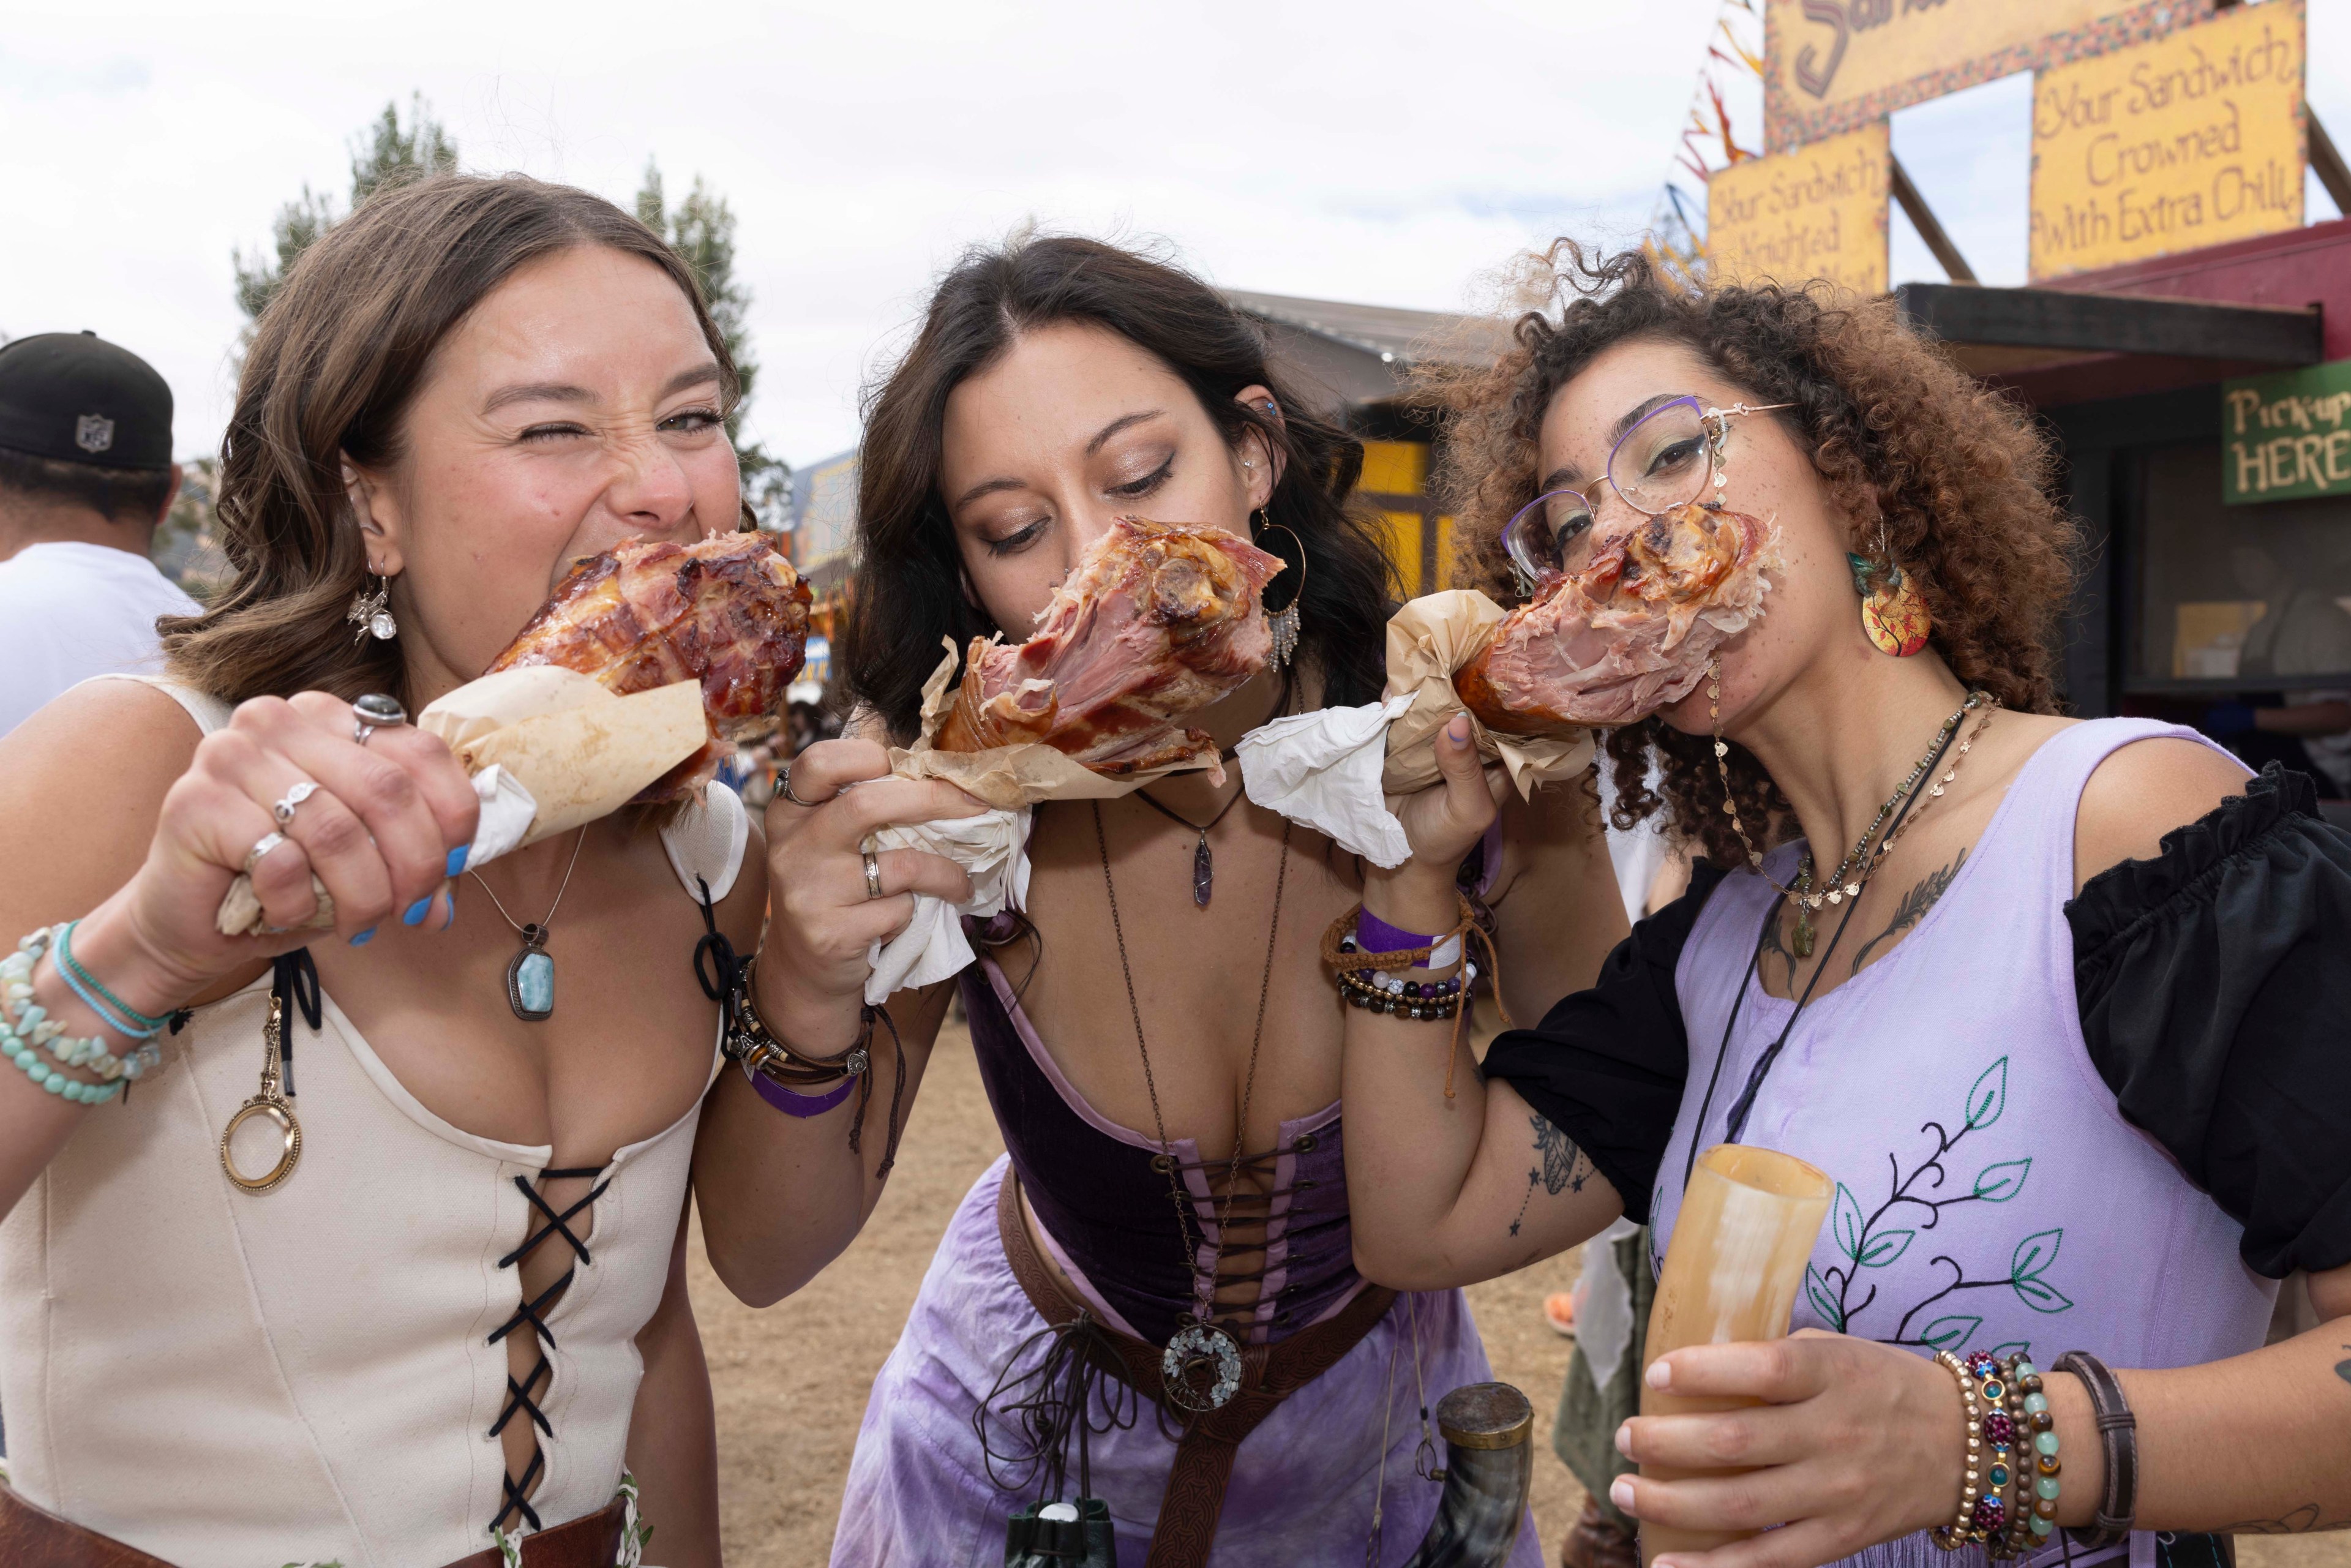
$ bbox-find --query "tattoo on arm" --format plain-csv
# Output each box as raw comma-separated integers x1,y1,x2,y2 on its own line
1850,847,1968,975
1509,1113,1594,1237
2218,1349,2351,1532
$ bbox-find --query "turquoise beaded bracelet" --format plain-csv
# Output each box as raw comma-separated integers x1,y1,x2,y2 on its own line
1,929,162,1105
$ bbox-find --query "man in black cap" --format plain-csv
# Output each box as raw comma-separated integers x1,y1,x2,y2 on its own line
0,330,199,737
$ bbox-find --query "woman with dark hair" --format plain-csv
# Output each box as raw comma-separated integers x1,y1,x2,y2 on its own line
698,234,1628,1565
0,173,872,1567
1340,246,2351,1568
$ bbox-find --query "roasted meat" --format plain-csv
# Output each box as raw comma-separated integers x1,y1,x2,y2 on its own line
936,516,1283,775
1455,501,1779,733
490,531,813,798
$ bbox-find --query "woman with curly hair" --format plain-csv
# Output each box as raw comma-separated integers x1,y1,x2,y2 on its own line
1336,246,2351,1568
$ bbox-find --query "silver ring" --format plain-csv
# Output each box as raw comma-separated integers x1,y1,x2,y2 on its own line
353,693,405,746
242,831,288,875
271,781,320,826
863,847,883,901
780,765,830,809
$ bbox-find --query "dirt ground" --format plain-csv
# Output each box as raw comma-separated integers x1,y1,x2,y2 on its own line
689,1021,2349,1568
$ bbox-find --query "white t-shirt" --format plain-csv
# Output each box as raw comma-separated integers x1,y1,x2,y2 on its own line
0,541,200,738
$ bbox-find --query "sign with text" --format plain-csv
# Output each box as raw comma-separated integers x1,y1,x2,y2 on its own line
2029,1,2304,280
2224,361,2351,505
1764,0,2217,152
1707,122,1890,296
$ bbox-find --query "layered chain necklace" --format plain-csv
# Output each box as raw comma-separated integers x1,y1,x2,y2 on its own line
1133,778,1249,907
1709,666,1999,956
1092,800,1290,1414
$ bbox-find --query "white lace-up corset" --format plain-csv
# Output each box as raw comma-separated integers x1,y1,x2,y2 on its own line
0,677,745,1567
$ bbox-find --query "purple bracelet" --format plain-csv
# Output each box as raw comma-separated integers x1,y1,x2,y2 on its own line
1355,907,1440,955
743,1062,858,1118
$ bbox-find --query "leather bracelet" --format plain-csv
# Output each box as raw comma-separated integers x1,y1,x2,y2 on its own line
2051,1350,2136,1550
725,958,870,1088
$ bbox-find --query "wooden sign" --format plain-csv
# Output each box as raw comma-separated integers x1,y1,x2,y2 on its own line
1706,122,1890,296
2029,1,2304,280
2224,359,2351,505
1765,0,2216,152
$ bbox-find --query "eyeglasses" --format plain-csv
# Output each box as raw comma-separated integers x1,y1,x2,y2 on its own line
1501,396,1794,585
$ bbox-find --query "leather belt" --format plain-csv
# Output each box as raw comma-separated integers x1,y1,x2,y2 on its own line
0,1484,627,1568
994,1165,1397,1568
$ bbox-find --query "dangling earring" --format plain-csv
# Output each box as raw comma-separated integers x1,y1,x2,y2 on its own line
347,571,397,645
1253,511,1304,670
1847,525,1929,657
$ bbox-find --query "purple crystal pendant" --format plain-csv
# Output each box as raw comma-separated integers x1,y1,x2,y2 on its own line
1192,834,1213,907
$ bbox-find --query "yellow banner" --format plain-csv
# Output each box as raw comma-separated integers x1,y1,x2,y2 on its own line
1765,0,2216,152
2029,1,2304,280
1707,123,1889,296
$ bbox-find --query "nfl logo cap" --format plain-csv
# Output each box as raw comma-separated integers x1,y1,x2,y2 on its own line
0,331,173,471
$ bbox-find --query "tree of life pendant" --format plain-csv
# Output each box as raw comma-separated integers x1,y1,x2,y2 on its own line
505,922,555,1021
1161,1321,1243,1412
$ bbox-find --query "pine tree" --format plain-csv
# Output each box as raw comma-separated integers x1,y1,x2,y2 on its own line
233,95,458,329
634,160,792,530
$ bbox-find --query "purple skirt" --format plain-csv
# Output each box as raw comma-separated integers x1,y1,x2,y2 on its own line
831,1157,1543,1567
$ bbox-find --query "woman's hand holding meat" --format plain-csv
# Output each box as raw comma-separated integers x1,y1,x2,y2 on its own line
75,692,478,1020
752,737,986,1048
1365,713,1506,934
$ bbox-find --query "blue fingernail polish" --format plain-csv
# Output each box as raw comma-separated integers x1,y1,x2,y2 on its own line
402,897,433,926
350,927,377,947
447,847,470,876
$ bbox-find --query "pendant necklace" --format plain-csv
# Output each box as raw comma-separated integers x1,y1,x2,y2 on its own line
1093,800,1289,1412
470,828,587,1022
1134,778,1250,908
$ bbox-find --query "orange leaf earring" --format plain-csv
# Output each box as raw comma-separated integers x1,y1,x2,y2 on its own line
1848,546,1930,657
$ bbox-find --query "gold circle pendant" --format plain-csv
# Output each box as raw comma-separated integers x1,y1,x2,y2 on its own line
220,1097,302,1193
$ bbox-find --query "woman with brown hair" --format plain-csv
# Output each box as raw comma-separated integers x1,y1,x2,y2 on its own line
0,173,880,1567
695,234,1629,1565
1338,247,2351,1568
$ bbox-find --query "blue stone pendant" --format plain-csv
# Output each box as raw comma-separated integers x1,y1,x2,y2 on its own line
505,923,554,1021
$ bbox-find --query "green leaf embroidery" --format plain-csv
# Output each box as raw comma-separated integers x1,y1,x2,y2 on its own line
1920,1314,1983,1349
1990,1341,2033,1361
1973,1158,2031,1202
1967,1057,2009,1130
1805,1263,1845,1331
2010,1228,2063,1283
1859,1228,1915,1267
1834,1183,1867,1261
2012,1274,2076,1313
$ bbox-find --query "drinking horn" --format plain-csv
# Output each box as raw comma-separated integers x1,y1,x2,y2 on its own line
1402,1382,1537,1567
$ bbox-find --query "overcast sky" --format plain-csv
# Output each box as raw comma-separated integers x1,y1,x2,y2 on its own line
5,1,2344,469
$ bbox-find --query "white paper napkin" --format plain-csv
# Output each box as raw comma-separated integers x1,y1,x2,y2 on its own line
1234,694,1416,867
863,806,1033,1003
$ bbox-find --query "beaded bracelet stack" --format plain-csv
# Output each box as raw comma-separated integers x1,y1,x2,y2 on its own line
1931,1348,2061,1556
1332,929,1477,1022
1,926,163,1106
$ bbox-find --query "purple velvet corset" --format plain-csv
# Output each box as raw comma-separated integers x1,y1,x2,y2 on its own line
958,945,1363,1349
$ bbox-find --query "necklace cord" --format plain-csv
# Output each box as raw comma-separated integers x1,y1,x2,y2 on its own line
1685,710,1967,1183
471,827,588,937
1092,799,1290,1338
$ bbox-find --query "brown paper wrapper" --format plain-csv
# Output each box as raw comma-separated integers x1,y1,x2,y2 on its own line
1379,590,1594,798
887,639,1223,810
213,669,709,937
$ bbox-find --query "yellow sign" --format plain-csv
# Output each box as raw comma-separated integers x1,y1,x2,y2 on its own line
1706,123,1889,296
2029,2,2304,280
1765,0,2216,152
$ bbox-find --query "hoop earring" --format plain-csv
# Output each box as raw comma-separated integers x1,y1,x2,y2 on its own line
1847,525,1929,657
1253,511,1305,670
347,571,397,646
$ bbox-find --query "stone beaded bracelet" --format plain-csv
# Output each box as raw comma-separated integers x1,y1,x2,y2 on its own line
1,929,162,1105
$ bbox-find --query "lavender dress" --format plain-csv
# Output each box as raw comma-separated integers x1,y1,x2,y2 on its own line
829,950,1545,1567
1646,721,2276,1568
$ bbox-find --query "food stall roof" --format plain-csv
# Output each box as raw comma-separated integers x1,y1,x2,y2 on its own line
1893,217,2351,410
1221,289,1510,425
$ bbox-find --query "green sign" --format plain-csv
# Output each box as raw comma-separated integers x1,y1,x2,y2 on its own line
2224,361,2351,505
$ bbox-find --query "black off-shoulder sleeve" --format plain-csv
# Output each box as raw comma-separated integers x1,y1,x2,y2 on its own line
1480,861,1726,1223
2068,765,2351,1279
